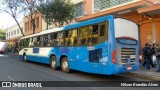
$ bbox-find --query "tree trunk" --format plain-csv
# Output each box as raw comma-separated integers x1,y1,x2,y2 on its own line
46,21,49,30
14,17,25,36
32,19,36,34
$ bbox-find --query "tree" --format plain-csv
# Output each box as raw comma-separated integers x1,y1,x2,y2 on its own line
22,0,41,34
0,29,6,40
38,0,75,28
1,0,25,36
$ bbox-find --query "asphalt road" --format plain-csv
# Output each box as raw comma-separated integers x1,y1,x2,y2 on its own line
0,53,159,90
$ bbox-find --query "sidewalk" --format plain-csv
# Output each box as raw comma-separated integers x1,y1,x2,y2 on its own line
122,64,160,81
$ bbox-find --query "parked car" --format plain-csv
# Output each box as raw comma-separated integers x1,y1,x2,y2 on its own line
0,41,8,54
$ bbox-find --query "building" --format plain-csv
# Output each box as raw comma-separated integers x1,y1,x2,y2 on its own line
73,0,160,51
24,12,42,35
6,21,24,48
23,0,160,51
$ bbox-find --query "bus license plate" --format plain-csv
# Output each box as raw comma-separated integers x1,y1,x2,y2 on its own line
127,66,132,70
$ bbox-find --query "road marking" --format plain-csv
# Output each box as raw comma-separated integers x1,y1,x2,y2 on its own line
8,76,15,81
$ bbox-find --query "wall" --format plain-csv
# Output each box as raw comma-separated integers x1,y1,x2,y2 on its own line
6,21,24,40
24,12,42,36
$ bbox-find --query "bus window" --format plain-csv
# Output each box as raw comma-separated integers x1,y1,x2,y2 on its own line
29,38,34,47
33,37,38,47
53,33,58,46
40,36,44,47
64,30,71,46
93,25,98,34
79,26,89,45
44,35,49,46
98,22,108,44
70,29,78,45
47,34,52,46
90,25,98,44
37,36,40,46
25,38,30,47
57,32,64,46
100,25,105,36
19,39,24,49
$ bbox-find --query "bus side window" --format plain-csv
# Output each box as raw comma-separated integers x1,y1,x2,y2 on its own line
29,38,34,47
79,26,89,45
100,25,105,36
25,38,29,47
57,32,64,46
53,33,58,46
64,30,71,46
70,29,78,45
98,22,108,44
47,34,52,47
44,35,49,46
37,36,40,46
33,37,38,47
90,25,98,44
19,39,23,49
40,36,44,47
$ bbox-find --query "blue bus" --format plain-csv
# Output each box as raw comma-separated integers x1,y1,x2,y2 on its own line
18,15,139,75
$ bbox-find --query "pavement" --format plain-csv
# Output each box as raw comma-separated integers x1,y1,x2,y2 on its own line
123,63,160,81
9,52,160,81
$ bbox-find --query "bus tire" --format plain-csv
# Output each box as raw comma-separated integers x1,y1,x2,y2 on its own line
23,54,27,62
50,56,57,70
61,57,70,73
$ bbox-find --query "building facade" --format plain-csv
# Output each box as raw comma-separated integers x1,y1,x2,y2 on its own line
24,12,42,35
6,21,24,48
22,0,160,51
73,0,160,51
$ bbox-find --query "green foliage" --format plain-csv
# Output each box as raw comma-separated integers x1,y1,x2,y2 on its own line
0,30,6,40
38,0,75,28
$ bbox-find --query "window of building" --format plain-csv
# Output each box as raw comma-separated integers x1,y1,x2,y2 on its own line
17,29,19,34
14,30,16,35
94,0,133,12
75,2,84,17
28,21,29,31
36,17,39,28
11,31,13,36
25,22,27,31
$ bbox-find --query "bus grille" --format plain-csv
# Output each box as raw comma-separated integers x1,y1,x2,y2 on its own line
121,48,136,64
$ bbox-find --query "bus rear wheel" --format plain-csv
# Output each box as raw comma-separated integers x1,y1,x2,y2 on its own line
61,57,70,73
23,54,27,62
50,56,57,70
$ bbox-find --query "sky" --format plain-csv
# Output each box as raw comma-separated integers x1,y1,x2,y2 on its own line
0,12,18,29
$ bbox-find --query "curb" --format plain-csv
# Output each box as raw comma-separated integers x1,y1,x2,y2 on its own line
120,72,160,81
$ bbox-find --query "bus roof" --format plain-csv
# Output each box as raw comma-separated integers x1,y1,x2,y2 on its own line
21,27,63,39
63,15,114,30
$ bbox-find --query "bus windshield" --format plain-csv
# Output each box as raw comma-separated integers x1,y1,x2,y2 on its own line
114,18,139,43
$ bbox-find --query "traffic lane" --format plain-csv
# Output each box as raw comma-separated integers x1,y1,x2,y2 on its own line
0,54,159,90
2,54,144,81
0,54,64,81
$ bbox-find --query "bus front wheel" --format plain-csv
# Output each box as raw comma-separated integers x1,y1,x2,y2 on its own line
61,57,70,73
50,56,57,70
